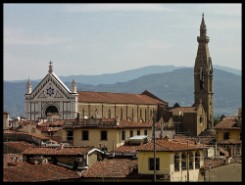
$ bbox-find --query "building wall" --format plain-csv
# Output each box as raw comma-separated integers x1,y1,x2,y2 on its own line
196,105,208,135
60,127,152,152
88,152,99,167
216,129,241,142
182,113,197,136
138,150,205,182
78,103,156,123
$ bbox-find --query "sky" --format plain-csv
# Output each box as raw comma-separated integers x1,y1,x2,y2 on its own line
4,3,241,81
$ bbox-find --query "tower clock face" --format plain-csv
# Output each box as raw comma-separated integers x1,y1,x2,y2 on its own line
45,84,57,98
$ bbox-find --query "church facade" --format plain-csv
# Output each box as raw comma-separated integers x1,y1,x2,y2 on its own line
25,62,78,120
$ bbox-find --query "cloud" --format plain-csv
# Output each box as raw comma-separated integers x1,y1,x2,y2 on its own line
59,3,175,13
4,27,71,46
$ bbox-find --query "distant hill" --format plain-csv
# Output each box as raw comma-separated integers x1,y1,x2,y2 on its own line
4,66,241,118
58,65,182,85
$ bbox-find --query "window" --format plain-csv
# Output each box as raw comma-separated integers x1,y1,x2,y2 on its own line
195,152,200,169
67,131,73,141
199,116,203,123
132,108,134,121
121,130,125,140
130,130,133,137
108,109,111,119
174,154,180,171
181,153,187,170
149,158,160,171
224,132,230,140
101,130,107,141
82,130,89,140
144,129,148,136
120,108,123,120
189,153,193,170
137,130,140,135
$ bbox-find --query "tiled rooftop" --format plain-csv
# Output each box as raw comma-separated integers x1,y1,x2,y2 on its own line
174,134,215,145
23,146,95,155
137,138,206,152
4,130,49,140
113,144,142,154
214,116,241,130
217,139,241,145
168,106,196,113
4,160,80,182
78,91,165,104
63,118,153,129
81,158,137,179
4,141,35,153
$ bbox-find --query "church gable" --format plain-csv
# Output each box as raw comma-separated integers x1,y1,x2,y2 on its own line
29,74,71,100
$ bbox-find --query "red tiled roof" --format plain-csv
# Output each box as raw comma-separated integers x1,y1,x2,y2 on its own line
3,161,80,182
78,91,164,104
81,158,137,178
63,119,153,129
113,144,142,154
4,130,49,140
137,138,206,152
36,126,63,132
168,106,196,113
23,146,95,156
4,141,35,153
217,139,241,145
215,116,241,130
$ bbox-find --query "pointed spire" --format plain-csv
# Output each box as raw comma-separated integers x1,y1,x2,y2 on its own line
200,13,206,32
26,77,32,94
48,60,53,73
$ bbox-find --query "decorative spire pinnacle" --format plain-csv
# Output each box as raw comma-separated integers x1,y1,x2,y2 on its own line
26,76,32,94
200,13,206,31
48,60,53,73
71,79,77,93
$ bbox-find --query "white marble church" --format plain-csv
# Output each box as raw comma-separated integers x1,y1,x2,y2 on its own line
25,61,78,120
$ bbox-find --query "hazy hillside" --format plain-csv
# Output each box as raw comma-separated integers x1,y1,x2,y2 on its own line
4,66,241,118
58,65,182,85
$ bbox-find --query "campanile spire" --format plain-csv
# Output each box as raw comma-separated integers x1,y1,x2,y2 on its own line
194,14,214,130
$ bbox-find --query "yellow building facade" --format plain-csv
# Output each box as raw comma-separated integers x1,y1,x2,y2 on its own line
137,138,206,182
60,119,153,152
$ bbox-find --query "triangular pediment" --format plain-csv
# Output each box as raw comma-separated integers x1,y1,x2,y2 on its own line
29,72,74,100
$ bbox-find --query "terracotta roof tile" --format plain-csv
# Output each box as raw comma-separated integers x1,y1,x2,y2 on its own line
4,130,49,140
169,106,196,113
217,139,241,145
137,138,206,152
215,116,241,130
113,144,142,154
4,141,35,153
23,146,94,156
4,161,80,182
78,91,164,104
81,158,137,178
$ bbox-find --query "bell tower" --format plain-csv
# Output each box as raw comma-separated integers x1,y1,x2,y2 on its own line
194,13,214,129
